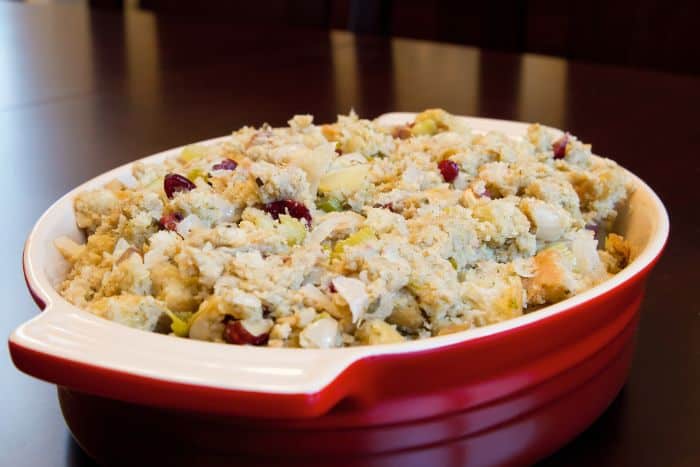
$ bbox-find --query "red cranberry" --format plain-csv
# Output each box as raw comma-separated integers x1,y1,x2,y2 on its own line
159,212,182,231
374,202,396,212
212,159,238,171
585,223,599,239
263,200,312,226
223,320,269,346
552,133,570,159
438,160,459,183
164,173,196,199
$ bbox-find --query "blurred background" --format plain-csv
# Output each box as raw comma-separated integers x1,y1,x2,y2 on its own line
67,0,700,75
2,2,700,467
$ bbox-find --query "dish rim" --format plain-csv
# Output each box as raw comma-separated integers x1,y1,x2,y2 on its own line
10,112,669,395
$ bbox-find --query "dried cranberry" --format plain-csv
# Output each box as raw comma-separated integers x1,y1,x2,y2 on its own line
164,173,196,199
263,200,312,226
438,160,459,183
585,223,599,239
552,133,570,159
159,212,182,231
374,202,395,212
223,320,269,346
212,159,238,171
329,282,337,293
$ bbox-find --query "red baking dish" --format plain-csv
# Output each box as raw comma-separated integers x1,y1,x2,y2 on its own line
9,114,669,466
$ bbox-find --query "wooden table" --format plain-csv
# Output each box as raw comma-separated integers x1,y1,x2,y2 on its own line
2,3,699,466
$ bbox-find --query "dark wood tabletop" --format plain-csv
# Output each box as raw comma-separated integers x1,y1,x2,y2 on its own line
2,3,699,466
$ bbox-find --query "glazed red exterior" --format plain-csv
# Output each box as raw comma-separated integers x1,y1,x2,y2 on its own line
53,284,641,465
58,330,634,466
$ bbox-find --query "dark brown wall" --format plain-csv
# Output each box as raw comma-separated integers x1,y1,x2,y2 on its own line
91,0,700,74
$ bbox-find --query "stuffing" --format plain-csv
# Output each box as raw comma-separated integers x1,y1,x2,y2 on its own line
74,189,119,234
88,295,169,332
524,246,579,305
55,109,632,347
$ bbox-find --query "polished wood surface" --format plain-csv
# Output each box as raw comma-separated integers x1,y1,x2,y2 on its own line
2,3,699,466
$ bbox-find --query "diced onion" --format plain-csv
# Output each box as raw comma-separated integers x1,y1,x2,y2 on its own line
299,318,340,348
331,276,369,323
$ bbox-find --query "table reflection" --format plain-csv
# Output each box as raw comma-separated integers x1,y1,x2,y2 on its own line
1,4,573,130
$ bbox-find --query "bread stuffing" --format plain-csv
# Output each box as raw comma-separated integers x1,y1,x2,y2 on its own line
55,109,633,347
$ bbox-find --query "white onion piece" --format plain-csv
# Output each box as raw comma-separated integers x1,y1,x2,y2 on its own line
529,204,564,241
54,236,84,261
112,238,131,258
299,318,340,349
307,211,364,244
372,291,396,320
240,318,272,337
319,164,369,194
307,217,345,245
176,214,205,236
331,276,369,323
299,284,335,311
571,231,605,278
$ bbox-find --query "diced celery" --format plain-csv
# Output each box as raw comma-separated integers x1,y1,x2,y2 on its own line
180,145,207,163
316,197,343,212
163,309,190,337
145,176,164,192
411,119,438,136
449,257,458,270
332,227,376,260
411,109,452,136
278,215,306,246
187,167,209,182
253,213,276,231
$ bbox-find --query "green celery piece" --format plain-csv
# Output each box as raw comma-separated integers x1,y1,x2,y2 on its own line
316,197,343,212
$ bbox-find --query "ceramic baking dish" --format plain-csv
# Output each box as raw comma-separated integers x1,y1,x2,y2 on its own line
9,113,669,464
